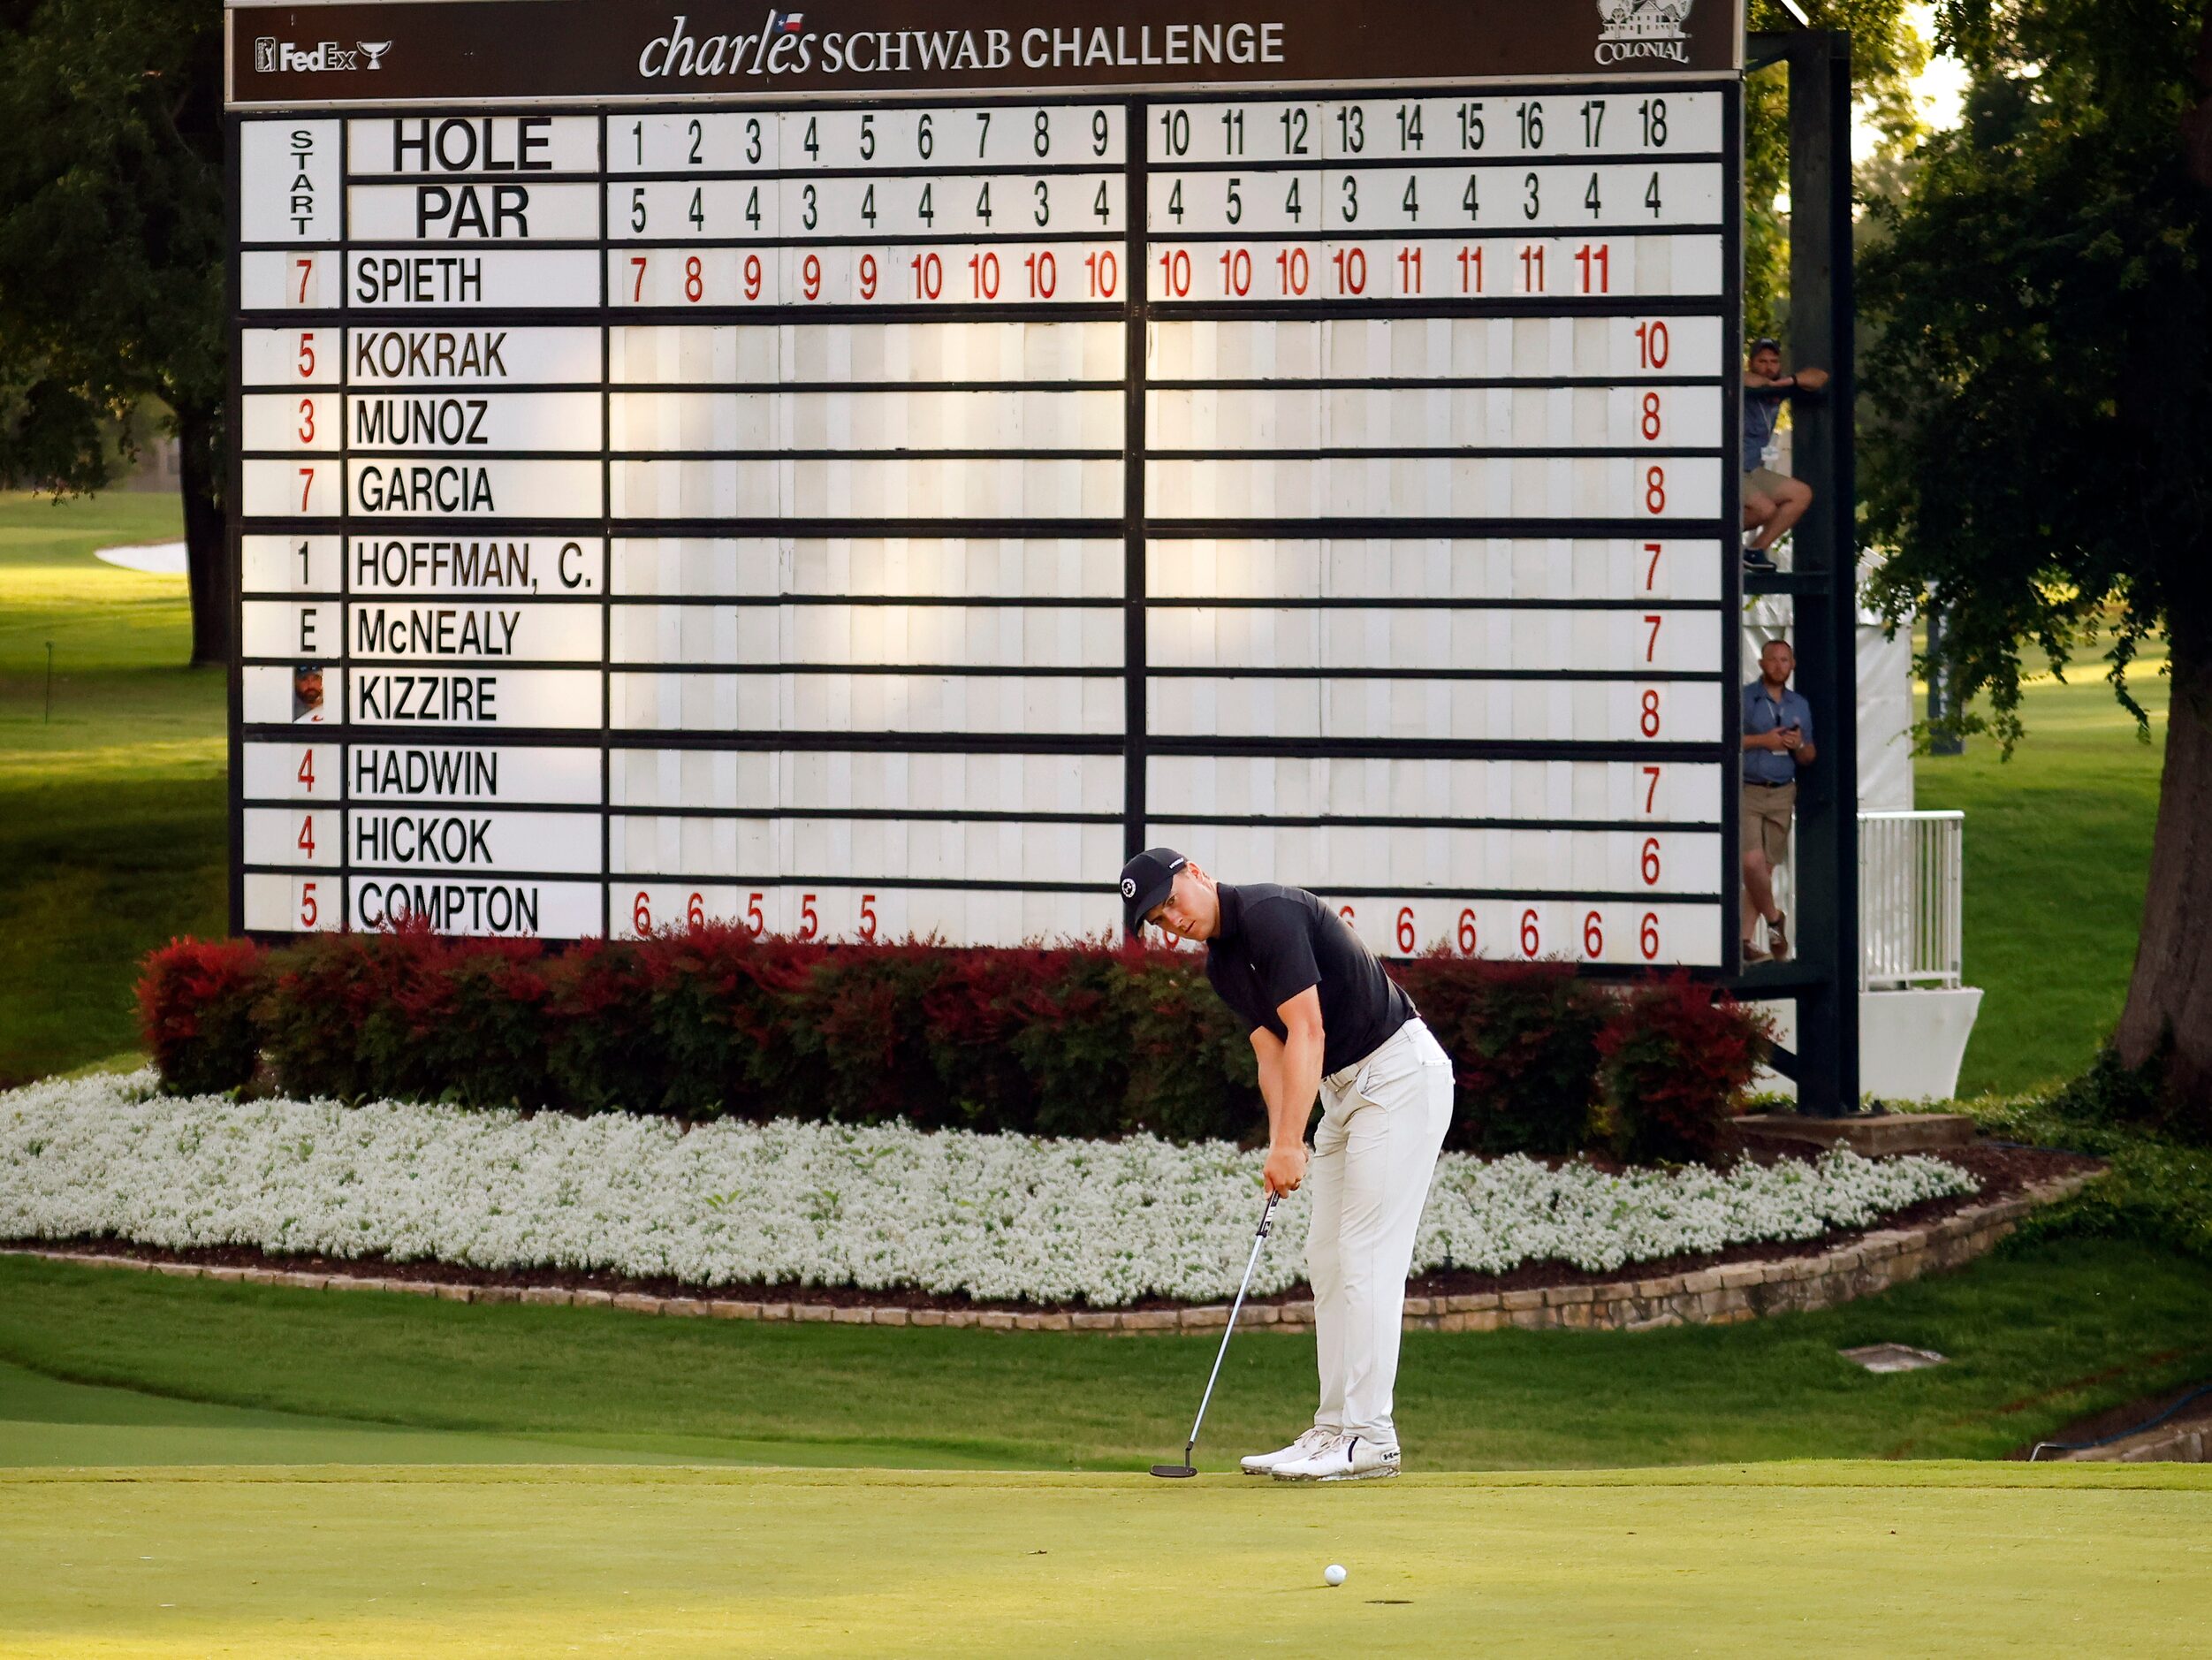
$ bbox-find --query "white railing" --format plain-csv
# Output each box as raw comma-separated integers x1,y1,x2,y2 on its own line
1859,810,1964,990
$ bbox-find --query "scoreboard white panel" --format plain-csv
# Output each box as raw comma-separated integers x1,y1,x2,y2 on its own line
346,249,602,308
606,320,1125,382
346,744,605,803
1159,822,1722,895
231,45,1739,955
238,120,341,242
1144,539,1723,603
1141,234,1720,303
345,115,601,176
1144,385,1722,449
609,389,1121,451
346,667,603,728
348,181,601,242
352,536,603,597
1144,93,1722,164
350,809,604,874
344,326,604,385
1146,315,1726,377
1146,756,1722,824
1144,456,1721,520
240,741,343,803
1148,677,1719,743
346,459,604,519
1146,163,1720,235
611,240,1125,308
609,457,1121,519
243,872,341,933
1146,606,1720,674
240,534,343,594
350,876,603,938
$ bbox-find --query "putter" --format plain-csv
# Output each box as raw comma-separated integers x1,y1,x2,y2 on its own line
1151,1190,1281,1478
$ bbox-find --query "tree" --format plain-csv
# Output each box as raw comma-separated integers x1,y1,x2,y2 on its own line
0,0,226,664
1743,0,1927,333
1860,0,2212,1108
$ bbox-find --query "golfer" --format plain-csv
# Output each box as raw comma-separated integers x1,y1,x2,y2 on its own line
1119,849,1453,1482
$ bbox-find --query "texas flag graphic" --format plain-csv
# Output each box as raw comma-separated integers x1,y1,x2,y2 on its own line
766,10,805,31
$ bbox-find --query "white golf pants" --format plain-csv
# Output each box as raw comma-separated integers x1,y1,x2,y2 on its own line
1306,1017,1454,1449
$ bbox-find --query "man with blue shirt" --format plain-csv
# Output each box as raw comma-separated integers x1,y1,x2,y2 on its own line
1742,637,1816,962
1742,338,1828,572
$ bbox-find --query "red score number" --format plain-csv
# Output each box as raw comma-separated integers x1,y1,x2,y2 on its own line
1395,906,1416,953
1456,908,1478,955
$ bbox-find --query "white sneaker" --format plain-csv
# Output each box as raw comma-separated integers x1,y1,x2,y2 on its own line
1269,1432,1401,1483
1239,1427,1339,1476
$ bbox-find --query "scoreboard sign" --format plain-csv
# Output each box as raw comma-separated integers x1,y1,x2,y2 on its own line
226,0,1745,966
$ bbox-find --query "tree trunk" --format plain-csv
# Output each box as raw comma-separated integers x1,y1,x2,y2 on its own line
175,400,230,667
2114,631,2212,1106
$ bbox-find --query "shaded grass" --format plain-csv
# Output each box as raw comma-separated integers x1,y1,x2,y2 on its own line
0,492,223,1084
1,1463,2207,1657
2,1237,2208,1472
1914,640,2168,1098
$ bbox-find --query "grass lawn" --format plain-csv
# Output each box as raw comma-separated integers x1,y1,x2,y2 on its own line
2,1462,2207,1656
1914,640,2168,1099
4,1238,2210,1473
0,491,221,1085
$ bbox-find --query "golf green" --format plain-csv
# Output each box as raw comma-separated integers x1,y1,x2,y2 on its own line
2,1463,2206,1656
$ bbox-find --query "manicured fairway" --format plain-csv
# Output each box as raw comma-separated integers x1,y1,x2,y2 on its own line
5,1240,2212,1471
3,1463,2207,1657
0,491,218,1085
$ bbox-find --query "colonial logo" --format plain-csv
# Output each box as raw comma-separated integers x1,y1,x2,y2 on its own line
1595,0,1692,65
253,37,384,72
1121,877,1137,899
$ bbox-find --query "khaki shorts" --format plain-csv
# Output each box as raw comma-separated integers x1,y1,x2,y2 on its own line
1741,781,1797,864
1745,466,1794,501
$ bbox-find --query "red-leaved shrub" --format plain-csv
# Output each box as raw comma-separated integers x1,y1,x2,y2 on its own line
1595,974,1772,1164
139,930,1768,1160
137,937,265,1096
1396,956,1608,1155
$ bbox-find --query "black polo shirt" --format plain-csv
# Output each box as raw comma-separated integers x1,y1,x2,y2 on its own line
1205,882,1416,1076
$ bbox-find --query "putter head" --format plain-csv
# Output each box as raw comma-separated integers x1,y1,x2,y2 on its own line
1149,1463,1198,1478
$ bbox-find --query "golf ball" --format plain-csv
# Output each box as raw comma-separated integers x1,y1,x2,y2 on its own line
1324,1564,1348,1587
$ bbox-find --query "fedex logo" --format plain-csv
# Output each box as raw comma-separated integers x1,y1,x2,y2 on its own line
255,38,391,72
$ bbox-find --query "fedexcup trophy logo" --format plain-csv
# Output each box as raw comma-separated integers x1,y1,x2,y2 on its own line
1595,0,1692,65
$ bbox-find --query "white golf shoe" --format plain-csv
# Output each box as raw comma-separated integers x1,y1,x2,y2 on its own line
1239,1426,1339,1476
1269,1432,1401,1483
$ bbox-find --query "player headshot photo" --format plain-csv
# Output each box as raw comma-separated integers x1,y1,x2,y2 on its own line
292,662,326,724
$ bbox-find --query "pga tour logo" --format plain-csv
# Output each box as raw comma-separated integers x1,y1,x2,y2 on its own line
255,37,392,72
1595,0,1691,65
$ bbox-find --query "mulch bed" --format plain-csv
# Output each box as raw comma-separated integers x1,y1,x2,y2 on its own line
5,1142,2101,1318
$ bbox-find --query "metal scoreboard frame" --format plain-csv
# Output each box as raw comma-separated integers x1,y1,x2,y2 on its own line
226,1,1874,1100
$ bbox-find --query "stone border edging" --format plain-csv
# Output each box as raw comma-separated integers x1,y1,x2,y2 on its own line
4,1174,2095,1336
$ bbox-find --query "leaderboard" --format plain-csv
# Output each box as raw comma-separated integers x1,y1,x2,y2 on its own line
227,0,1743,966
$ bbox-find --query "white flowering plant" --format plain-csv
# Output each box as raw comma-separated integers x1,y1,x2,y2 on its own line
1,1070,1977,1306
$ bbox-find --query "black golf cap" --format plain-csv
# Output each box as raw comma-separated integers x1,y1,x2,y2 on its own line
1119,847,1188,933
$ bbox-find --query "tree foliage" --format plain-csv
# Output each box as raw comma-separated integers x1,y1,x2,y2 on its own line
1859,0,2212,744
0,0,226,659
1744,0,1928,334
